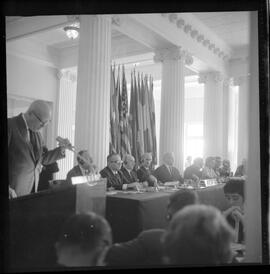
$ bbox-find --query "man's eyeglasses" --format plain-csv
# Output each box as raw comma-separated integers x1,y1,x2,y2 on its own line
111,160,122,164
32,112,49,127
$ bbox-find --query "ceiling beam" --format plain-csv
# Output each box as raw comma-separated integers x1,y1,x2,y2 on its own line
6,15,74,42
127,13,230,75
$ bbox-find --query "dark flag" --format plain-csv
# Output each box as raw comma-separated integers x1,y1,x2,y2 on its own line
119,65,131,157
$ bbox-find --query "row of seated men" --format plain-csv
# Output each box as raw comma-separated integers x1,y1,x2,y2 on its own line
66,151,184,190
54,179,245,268
38,149,247,191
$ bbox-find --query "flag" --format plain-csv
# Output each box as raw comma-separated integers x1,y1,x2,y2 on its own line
109,64,116,153
148,76,157,165
129,70,139,165
142,75,153,153
109,64,120,154
115,65,121,153
119,65,131,157
136,72,144,159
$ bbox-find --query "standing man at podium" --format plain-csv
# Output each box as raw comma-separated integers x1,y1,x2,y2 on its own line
8,100,72,198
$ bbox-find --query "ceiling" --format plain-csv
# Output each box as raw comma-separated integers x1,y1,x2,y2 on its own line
6,12,250,51
193,12,250,49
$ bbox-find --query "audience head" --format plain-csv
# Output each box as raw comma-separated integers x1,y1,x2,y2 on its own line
140,153,152,169
123,154,135,171
77,150,93,170
223,178,245,208
55,212,112,267
163,152,175,166
215,156,222,169
25,100,51,131
193,157,204,169
162,204,234,266
107,153,122,172
166,189,199,222
205,157,215,168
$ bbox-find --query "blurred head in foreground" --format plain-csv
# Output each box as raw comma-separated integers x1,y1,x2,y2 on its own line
162,204,234,266
55,212,112,267
165,188,199,222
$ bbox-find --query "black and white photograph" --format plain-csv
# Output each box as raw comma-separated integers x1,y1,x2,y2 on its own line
1,0,269,271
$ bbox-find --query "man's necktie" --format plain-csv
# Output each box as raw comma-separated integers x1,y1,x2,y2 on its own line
29,130,38,160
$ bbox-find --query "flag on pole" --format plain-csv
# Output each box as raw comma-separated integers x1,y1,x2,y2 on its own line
148,76,157,165
109,64,117,153
136,72,144,160
119,65,131,157
129,70,139,165
142,74,153,153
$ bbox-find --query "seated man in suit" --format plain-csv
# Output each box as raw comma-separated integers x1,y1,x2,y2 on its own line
162,204,234,266
66,150,97,185
105,189,199,266
153,152,184,185
183,157,204,181
55,212,112,267
121,154,142,191
136,153,158,187
202,156,218,179
234,158,247,178
100,153,124,190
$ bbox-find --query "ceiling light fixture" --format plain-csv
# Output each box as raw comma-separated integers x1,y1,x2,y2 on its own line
64,23,80,39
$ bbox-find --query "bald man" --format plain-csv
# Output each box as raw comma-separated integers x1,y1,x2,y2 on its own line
153,152,184,185
8,100,71,197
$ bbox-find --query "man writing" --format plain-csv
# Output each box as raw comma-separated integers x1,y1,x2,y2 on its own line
8,100,72,198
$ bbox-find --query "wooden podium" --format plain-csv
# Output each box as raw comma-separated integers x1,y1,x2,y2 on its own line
9,179,106,272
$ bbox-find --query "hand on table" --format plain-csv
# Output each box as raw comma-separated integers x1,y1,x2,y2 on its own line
127,182,142,191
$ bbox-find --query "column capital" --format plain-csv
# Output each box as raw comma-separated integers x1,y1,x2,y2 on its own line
223,77,234,87
198,71,223,84
154,47,193,66
56,69,63,80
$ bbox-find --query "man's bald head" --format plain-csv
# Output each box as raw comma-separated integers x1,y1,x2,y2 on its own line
25,100,52,131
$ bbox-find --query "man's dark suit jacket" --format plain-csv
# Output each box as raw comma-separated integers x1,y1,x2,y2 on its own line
120,166,138,185
66,165,83,185
136,166,156,186
8,113,64,197
105,229,165,266
99,166,123,190
153,164,184,184
183,164,202,180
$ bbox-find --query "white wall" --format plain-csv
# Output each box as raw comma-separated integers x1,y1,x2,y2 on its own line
6,53,59,148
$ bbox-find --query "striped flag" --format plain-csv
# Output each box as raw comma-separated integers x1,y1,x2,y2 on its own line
119,65,131,157
109,65,116,153
142,75,153,153
129,70,139,165
136,72,144,159
109,64,120,154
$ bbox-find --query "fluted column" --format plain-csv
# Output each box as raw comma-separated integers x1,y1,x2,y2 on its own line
199,71,224,158
234,75,250,164
154,47,193,172
75,15,111,170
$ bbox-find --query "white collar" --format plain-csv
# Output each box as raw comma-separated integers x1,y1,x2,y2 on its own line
22,113,29,131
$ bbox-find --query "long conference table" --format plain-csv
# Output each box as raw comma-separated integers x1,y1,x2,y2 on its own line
8,181,230,271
